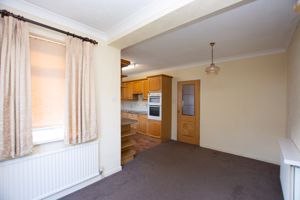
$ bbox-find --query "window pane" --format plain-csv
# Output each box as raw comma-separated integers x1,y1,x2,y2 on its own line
30,38,66,129
182,84,195,116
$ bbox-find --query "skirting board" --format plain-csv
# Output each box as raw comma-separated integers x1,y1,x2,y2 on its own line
45,166,122,200
103,165,123,177
200,144,279,165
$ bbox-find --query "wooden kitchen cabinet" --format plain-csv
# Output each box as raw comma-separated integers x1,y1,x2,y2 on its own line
137,114,148,134
121,74,172,142
143,79,149,100
121,83,127,100
148,119,161,138
126,82,134,100
148,76,161,92
133,80,143,94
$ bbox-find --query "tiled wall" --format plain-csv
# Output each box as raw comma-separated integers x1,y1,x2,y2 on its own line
121,95,147,112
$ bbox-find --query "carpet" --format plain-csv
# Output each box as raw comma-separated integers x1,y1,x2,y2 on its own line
61,141,283,200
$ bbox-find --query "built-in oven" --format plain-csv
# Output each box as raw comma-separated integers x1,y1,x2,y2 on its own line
148,93,162,120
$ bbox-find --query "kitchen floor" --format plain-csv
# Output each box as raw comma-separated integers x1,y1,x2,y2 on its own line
132,133,161,154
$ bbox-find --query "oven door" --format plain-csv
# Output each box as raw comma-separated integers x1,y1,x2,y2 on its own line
148,105,161,120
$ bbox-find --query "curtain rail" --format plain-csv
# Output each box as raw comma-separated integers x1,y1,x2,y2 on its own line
0,9,98,45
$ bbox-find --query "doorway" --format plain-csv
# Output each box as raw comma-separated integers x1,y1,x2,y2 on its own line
177,80,200,145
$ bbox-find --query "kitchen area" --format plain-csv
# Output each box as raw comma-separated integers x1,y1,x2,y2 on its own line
120,71,173,165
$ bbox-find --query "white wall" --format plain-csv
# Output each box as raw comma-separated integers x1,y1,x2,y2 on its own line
124,53,287,164
287,23,300,150
93,45,121,175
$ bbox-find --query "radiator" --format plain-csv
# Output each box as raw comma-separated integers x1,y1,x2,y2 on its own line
280,155,294,200
279,139,300,200
0,141,99,200
295,167,300,200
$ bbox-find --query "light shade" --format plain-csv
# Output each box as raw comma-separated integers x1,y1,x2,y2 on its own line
205,42,220,74
205,63,220,74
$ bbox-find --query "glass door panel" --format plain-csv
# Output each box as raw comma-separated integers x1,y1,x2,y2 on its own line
182,84,195,116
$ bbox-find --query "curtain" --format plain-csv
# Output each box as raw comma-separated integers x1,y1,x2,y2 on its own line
0,16,32,160
65,36,97,144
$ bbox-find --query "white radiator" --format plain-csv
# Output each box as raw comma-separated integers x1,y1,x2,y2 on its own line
0,141,99,200
279,139,300,200
295,167,300,200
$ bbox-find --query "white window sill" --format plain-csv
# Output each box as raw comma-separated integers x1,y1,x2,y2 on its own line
33,127,64,145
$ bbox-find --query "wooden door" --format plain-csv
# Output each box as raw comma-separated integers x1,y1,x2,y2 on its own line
177,80,200,145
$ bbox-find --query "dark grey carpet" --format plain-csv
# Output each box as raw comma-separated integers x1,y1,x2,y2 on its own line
61,141,283,200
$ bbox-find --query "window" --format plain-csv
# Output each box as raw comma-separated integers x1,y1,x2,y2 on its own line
30,37,66,144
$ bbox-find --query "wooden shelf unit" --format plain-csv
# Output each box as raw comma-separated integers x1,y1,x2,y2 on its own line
121,149,136,165
121,122,137,165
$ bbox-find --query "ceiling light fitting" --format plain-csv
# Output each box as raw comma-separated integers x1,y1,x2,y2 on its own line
122,63,136,71
205,42,220,74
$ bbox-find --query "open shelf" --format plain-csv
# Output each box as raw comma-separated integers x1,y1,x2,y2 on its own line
121,131,136,138
121,149,136,165
122,140,135,150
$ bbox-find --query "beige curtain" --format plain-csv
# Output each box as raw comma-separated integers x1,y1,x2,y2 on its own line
0,16,32,160
65,36,97,144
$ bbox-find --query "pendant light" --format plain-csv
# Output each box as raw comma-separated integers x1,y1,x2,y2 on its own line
205,42,220,74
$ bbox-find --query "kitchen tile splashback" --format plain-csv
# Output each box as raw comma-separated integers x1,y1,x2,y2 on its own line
122,95,147,113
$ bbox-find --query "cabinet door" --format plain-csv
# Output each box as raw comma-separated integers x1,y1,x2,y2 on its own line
143,79,149,100
126,82,134,100
148,76,161,92
148,119,161,138
121,82,127,100
138,114,148,134
133,81,143,94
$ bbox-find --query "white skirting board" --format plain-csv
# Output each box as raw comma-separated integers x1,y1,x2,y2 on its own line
0,141,100,200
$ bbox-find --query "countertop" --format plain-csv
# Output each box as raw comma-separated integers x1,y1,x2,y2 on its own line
121,118,138,126
121,110,147,115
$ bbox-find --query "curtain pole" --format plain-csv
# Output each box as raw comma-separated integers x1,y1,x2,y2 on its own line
0,9,98,45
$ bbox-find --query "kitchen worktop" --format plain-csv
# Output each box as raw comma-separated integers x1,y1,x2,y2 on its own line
121,110,147,115
121,118,138,126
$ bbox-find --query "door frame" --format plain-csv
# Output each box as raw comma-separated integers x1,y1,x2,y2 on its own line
177,80,200,145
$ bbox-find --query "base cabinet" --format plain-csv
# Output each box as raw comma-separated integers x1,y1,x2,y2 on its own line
137,114,148,134
148,120,161,138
